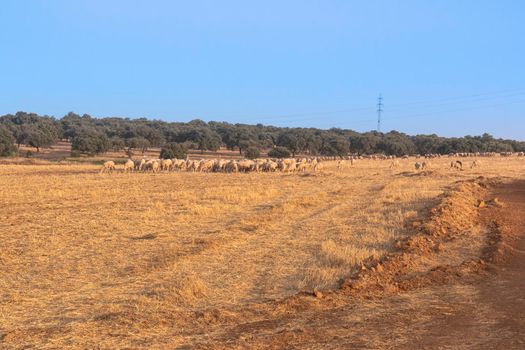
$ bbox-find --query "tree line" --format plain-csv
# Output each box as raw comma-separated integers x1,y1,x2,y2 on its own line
0,111,523,158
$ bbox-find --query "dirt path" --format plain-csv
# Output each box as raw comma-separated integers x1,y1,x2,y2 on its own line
409,179,525,349
185,179,525,349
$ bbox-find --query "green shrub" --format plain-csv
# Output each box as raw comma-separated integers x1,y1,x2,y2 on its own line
160,142,188,159
244,147,260,159
268,146,291,158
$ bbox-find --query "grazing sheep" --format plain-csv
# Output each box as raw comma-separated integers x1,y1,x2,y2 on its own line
313,159,322,172
224,160,239,173
100,161,116,174
144,160,160,173
160,159,172,171
213,159,227,172
276,160,284,172
123,159,134,173
238,160,255,173
178,159,188,171
198,159,215,173
187,159,199,172
262,160,278,172
256,159,267,171
152,160,161,173
451,160,463,170
170,158,185,171
296,161,307,173
171,159,186,171
134,158,146,171
471,160,481,169
185,159,192,171
280,158,297,173
250,160,262,173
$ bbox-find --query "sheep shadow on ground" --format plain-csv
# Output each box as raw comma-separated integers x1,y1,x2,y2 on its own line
129,233,157,240
397,171,436,177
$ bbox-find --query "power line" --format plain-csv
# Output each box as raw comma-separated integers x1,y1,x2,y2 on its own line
236,98,525,129
187,87,525,128
386,90,525,113
266,90,525,126
386,87,525,109
267,88,525,123
383,97,525,123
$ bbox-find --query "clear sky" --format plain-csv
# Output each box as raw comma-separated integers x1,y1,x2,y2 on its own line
1,1,524,140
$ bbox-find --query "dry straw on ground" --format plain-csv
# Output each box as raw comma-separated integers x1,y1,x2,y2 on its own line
1,156,524,347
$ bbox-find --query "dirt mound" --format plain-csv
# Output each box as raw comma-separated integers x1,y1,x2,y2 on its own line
338,177,501,297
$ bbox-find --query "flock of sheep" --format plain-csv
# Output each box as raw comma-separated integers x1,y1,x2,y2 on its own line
100,157,327,174
391,159,482,171
99,151,523,174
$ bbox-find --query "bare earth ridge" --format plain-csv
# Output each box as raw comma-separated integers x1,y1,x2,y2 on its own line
186,179,525,349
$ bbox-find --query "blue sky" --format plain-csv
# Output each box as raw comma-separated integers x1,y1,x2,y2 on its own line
1,1,524,140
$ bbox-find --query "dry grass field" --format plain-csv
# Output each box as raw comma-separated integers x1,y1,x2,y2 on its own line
1,157,524,348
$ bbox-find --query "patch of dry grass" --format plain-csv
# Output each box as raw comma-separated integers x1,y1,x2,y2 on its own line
1,156,524,347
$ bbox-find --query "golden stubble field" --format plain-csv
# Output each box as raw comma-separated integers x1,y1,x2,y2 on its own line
1,157,524,348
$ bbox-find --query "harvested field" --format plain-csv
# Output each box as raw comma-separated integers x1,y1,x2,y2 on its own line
1,157,524,348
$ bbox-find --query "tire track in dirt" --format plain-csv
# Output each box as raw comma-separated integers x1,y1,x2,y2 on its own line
183,176,346,304
124,174,341,307
178,178,525,349
406,179,525,349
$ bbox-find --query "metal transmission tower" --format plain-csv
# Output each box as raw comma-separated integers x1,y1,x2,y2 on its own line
377,94,383,132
